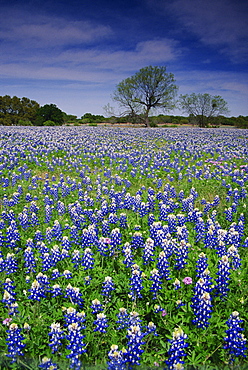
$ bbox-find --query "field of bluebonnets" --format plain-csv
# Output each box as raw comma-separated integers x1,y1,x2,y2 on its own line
0,125,248,370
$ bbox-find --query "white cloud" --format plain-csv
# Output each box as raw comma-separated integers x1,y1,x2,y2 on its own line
0,9,112,49
157,0,248,62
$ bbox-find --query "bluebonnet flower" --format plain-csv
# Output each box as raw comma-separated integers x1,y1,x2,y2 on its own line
102,220,111,236
194,217,205,242
165,327,188,370
215,255,231,299
129,264,144,300
116,307,129,330
34,230,45,241
97,237,110,256
125,324,145,366
51,269,61,280
82,248,94,270
119,213,128,229
110,228,122,251
227,245,241,270
142,237,155,265
39,357,58,369
224,207,233,222
107,345,127,370
149,268,162,299
167,214,177,233
48,322,64,353
30,212,39,226
94,312,109,333
51,245,61,266
5,323,26,363
51,284,63,297
5,253,18,274
40,252,53,272
122,242,134,268
223,311,247,362
61,235,72,251
145,321,158,336
101,276,115,298
63,269,73,279
130,232,144,249
23,247,36,273
174,240,189,270
72,249,82,269
90,299,103,314
109,212,118,224
26,238,35,249
44,205,52,223
28,280,46,301
66,322,86,370
65,284,84,307
156,251,171,280
173,279,181,290
84,275,91,285
70,225,81,245
57,200,66,215
148,213,155,226
195,253,208,279
228,227,241,248
191,278,212,329
51,220,63,241
2,289,16,314
63,307,86,326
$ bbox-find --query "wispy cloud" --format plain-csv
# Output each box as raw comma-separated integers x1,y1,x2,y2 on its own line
157,0,248,63
0,8,112,49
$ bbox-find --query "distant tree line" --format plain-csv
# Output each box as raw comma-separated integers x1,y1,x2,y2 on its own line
0,93,248,128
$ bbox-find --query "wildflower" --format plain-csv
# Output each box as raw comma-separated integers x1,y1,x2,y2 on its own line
125,324,145,366
223,311,247,362
39,357,58,370
183,277,192,285
149,268,162,299
116,307,129,330
215,255,230,299
145,322,158,336
82,248,94,270
101,276,115,297
107,344,126,370
130,264,143,300
165,327,188,370
2,317,12,326
142,238,155,265
66,322,86,370
28,280,46,301
90,299,103,314
94,312,109,333
156,251,171,280
48,322,64,353
6,323,25,363
173,278,181,290
64,284,84,307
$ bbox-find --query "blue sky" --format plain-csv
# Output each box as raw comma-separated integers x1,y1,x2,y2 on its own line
1,0,248,118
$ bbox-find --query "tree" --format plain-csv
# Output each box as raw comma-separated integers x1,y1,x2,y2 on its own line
0,95,39,125
178,93,229,128
35,104,64,126
112,66,178,127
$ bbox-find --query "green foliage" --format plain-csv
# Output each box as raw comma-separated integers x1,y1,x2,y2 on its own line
35,104,64,126
43,120,57,126
81,113,105,123
0,95,39,125
178,93,229,128
113,65,178,127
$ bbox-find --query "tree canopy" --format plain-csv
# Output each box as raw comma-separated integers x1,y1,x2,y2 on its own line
0,95,39,125
178,93,229,127
112,66,178,127
35,104,64,126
